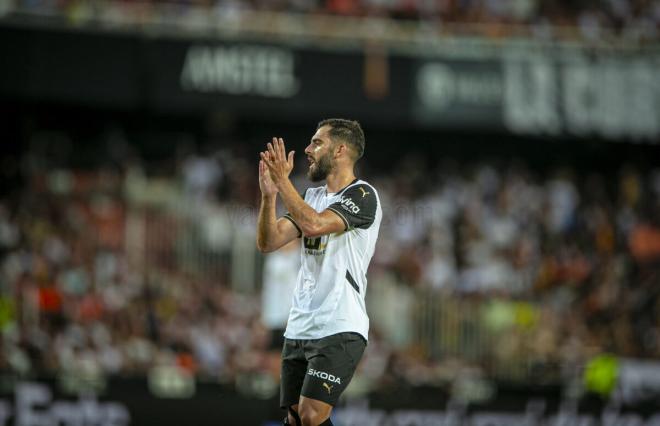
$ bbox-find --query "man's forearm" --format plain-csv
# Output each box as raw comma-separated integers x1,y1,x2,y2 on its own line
278,178,321,233
256,194,278,251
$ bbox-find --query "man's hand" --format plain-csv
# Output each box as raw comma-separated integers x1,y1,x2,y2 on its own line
258,155,278,197
260,137,294,188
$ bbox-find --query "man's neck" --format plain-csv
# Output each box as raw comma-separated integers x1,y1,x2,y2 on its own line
325,167,356,193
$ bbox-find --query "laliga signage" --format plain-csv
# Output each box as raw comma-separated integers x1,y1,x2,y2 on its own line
415,49,660,140
180,45,300,98
503,51,660,141
0,382,129,426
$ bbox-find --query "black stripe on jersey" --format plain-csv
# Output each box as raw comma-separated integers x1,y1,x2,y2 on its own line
281,189,309,238
282,214,302,238
345,270,359,294
334,178,359,196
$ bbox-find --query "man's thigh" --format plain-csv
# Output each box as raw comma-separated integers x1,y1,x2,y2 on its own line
300,332,366,406
280,338,307,409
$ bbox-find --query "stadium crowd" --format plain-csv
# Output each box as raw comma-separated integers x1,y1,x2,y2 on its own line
0,143,659,395
7,0,660,40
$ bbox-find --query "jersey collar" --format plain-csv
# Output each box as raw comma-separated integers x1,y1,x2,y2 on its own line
326,178,358,196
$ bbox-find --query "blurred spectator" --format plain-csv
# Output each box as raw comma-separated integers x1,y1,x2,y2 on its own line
181,147,223,203
260,239,300,350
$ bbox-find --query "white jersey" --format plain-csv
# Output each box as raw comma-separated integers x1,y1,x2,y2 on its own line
282,179,382,342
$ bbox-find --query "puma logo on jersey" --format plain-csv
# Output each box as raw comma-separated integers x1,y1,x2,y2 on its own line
307,368,341,384
358,187,370,198
322,382,333,394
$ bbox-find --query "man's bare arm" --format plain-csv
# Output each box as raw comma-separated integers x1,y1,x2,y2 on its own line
256,157,299,253
260,138,345,238
277,179,345,238
256,194,299,253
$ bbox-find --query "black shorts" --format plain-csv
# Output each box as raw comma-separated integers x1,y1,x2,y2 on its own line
280,332,366,408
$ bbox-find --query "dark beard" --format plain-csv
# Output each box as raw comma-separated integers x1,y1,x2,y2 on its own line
307,153,332,182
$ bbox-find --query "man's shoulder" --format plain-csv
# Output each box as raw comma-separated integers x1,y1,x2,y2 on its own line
328,180,380,229
354,179,378,194
342,180,380,202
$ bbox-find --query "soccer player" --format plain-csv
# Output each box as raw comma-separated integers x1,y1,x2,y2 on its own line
257,119,382,426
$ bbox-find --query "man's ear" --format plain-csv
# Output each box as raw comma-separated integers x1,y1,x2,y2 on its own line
334,143,346,158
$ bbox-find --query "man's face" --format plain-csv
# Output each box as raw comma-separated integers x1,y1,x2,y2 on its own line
305,125,335,182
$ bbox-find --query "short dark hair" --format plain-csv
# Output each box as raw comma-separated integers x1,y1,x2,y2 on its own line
317,118,365,160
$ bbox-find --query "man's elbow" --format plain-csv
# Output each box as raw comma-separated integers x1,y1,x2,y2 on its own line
300,223,324,239
256,239,275,253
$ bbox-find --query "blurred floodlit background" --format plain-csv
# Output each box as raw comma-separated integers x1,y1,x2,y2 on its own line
0,1,660,425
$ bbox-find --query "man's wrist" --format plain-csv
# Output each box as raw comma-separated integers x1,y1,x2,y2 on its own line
274,177,291,192
261,193,277,202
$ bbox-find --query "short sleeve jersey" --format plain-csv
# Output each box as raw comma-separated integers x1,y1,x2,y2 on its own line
282,179,382,342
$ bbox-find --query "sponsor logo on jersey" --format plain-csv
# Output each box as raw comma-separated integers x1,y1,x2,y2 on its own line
322,382,333,394
303,236,327,255
339,196,360,214
358,187,370,198
307,368,341,384
304,248,326,256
